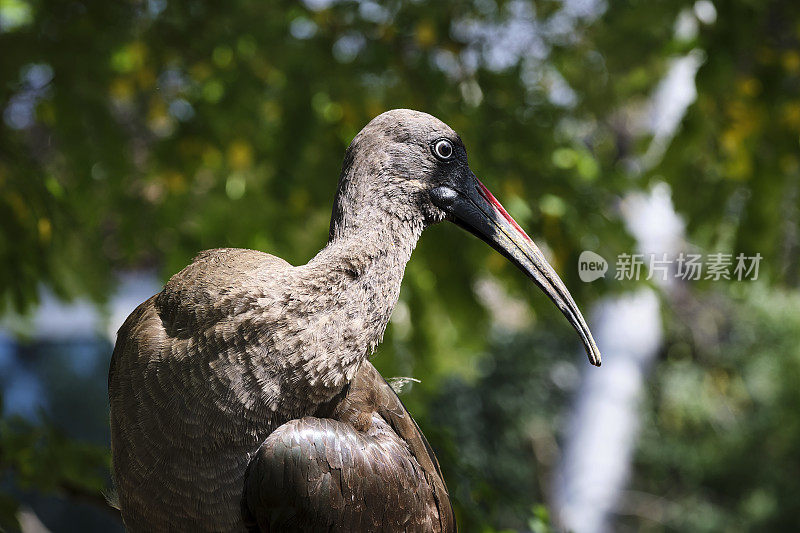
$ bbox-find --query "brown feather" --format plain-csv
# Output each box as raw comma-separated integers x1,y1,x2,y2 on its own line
243,362,453,532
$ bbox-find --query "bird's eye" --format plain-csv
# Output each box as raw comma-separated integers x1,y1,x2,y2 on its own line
432,139,454,161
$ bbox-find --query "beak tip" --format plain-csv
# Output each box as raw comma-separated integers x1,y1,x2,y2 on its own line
587,346,602,367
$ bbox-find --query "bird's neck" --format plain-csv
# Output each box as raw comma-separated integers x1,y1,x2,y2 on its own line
293,216,423,395
322,211,423,274
313,214,423,319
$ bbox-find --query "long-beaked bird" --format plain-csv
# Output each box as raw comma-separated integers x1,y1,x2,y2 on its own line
109,109,601,532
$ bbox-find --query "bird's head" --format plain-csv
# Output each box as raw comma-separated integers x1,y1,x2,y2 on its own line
330,109,601,367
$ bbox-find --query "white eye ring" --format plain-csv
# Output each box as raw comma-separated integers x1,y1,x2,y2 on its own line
433,139,454,160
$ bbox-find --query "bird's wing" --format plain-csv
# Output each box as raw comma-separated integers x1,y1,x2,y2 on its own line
352,362,452,514
155,247,293,335
108,248,295,530
242,361,455,532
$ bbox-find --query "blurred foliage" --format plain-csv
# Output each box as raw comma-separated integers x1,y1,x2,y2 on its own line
426,317,575,530
657,0,800,286
626,285,800,531
0,415,109,531
1,0,799,530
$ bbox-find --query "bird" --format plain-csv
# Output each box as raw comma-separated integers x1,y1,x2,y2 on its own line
108,109,601,532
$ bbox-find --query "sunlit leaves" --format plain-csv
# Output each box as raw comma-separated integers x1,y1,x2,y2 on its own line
0,0,32,32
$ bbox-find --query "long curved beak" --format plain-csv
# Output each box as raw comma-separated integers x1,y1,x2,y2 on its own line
430,177,601,367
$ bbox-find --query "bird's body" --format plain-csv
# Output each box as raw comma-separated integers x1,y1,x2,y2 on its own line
109,239,450,530
110,110,600,531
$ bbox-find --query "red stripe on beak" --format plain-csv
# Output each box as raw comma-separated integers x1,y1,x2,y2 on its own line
475,180,533,243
